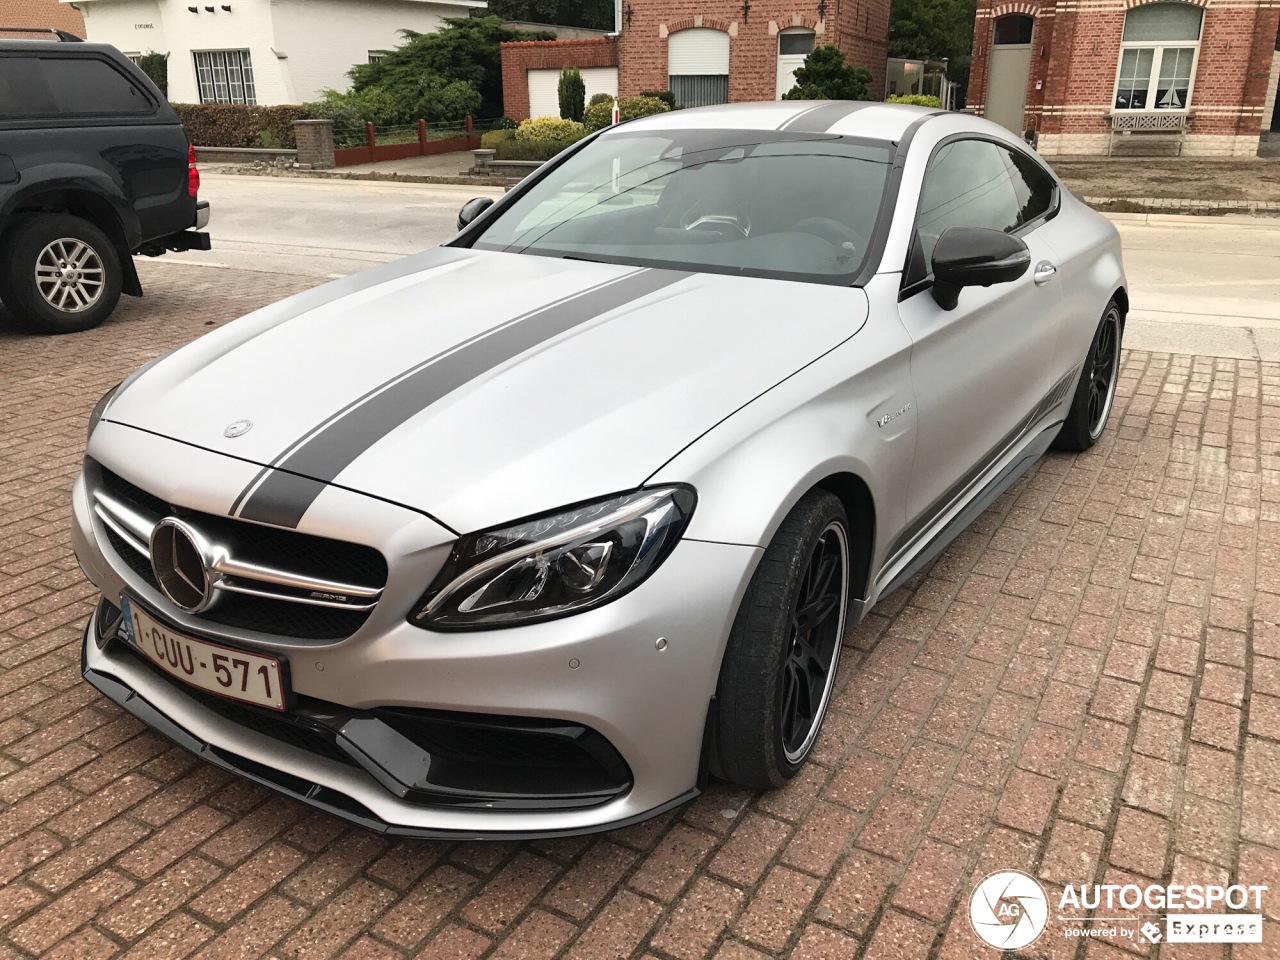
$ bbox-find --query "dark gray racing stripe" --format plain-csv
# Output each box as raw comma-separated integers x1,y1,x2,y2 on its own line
778,100,878,133
235,268,687,528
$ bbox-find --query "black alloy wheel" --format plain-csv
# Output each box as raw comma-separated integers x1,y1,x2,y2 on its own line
780,522,848,762
1053,299,1124,453
710,490,851,789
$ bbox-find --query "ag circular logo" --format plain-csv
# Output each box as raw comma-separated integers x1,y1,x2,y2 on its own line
223,419,253,438
969,870,1049,951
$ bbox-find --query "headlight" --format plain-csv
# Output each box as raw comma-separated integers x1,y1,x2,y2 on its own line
410,486,696,630
87,382,122,442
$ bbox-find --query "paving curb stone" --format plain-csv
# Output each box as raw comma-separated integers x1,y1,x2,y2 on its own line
2,262,1278,959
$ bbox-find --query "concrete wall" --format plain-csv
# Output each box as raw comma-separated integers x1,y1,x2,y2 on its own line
272,0,473,102
75,0,293,104
71,0,480,105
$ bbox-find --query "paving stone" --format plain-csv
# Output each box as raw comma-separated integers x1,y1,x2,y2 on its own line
0,276,1272,960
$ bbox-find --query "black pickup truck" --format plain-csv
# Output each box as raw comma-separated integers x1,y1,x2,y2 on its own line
0,30,210,334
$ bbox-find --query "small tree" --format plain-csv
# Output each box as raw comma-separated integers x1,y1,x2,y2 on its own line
558,68,586,122
782,46,872,101
138,51,169,98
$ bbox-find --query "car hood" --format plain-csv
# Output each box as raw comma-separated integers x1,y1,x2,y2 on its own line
105,249,867,532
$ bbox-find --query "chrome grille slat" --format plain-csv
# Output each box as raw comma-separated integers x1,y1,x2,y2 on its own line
216,579,379,611
88,467,387,641
93,497,152,555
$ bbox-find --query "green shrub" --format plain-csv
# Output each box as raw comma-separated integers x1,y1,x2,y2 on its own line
781,46,872,101
494,137,582,161
480,128,516,148
886,93,943,108
640,89,676,109
588,92,614,107
558,67,586,122
583,95,669,132
137,51,168,98
258,129,281,149
515,115,586,143
173,103,317,148
307,78,479,128
492,115,519,129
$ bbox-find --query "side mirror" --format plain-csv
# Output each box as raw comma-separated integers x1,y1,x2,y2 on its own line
930,226,1031,310
457,196,495,230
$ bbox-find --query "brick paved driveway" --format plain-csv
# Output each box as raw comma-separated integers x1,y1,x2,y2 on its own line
2,262,1278,960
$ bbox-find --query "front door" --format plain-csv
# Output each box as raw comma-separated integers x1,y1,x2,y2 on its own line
894,137,1065,564
986,15,1034,134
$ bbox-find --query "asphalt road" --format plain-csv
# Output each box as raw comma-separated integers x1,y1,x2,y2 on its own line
180,174,1280,360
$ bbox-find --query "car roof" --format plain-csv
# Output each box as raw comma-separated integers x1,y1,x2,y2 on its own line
0,40,120,53
614,100,941,142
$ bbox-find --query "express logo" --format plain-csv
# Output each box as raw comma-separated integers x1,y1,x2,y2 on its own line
970,871,1050,951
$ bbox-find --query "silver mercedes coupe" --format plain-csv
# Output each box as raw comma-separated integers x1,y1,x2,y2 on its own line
73,101,1126,839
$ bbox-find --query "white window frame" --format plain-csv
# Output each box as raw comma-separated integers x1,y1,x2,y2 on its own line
1110,3,1202,113
193,49,256,105
368,50,390,64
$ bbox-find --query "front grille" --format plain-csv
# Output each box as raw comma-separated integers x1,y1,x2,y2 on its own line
91,460,387,642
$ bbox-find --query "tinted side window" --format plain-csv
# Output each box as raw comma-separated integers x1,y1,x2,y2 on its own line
0,58,58,117
907,139,1022,284
1002,147,1056,225
0,56,152,119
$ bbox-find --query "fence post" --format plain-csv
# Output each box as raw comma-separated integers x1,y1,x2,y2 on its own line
292,118,334,169
364,121,375,161
465,114,473,135
417,118,427,155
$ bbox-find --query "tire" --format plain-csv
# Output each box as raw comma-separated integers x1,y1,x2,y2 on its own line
710,490,851,789
1053,299,1123,453
0,214,123,334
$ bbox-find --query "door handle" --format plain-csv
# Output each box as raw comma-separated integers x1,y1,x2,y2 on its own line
1033,261,1057,285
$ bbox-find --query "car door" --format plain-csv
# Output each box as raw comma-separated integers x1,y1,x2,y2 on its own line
893,136,1066,558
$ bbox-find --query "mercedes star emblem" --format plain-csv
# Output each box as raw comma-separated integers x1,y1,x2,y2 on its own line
224,419,253,438
150,518,213,612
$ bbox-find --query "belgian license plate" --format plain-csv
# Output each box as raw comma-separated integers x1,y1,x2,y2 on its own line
122,597,288,711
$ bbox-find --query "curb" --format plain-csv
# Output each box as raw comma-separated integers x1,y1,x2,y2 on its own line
204,165,522,189
1084,196,1280,217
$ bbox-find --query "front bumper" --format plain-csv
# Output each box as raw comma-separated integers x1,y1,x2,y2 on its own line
72,428,760,837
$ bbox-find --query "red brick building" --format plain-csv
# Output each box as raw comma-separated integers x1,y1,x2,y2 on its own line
966,0,1280,156
1,0,86,38
500,0,891,119
618,0,891,104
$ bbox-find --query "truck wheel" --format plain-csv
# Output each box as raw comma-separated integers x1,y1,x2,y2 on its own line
0,215,123,334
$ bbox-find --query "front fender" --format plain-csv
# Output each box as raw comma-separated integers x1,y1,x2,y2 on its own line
646,299,916,599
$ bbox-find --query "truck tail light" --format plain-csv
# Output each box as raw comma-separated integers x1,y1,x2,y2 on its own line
188,144,200,198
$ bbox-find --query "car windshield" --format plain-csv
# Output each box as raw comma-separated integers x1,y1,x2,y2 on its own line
469,128,894,285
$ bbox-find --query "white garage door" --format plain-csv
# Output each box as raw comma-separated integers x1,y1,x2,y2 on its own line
527,67,619,119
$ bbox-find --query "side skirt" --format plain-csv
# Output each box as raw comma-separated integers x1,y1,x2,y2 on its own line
876,421,1061,599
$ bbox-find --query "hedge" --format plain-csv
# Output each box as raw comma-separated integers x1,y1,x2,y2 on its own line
885,94,943,108
494,137,583,161
480,128,516,149
173,103,318,149
583,95,669,132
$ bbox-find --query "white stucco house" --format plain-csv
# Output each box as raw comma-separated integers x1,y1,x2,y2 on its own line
64,0,486,105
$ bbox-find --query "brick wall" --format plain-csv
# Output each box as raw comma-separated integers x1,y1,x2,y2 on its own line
0,0,86,37
500,38,619,121
616,0,890,104
967,0,1280,155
